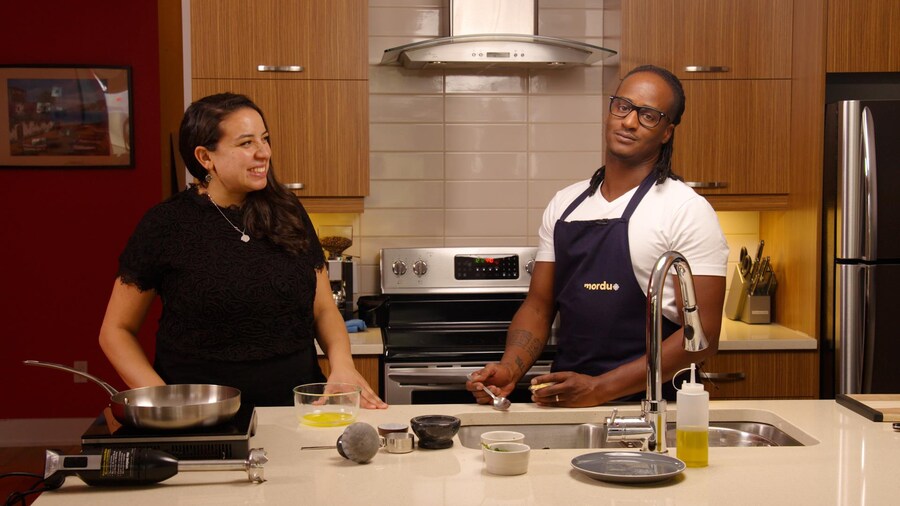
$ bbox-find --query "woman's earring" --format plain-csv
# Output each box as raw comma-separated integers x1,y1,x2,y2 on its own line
204,173,212,184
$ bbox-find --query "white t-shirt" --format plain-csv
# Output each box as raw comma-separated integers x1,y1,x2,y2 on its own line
537,177,729,323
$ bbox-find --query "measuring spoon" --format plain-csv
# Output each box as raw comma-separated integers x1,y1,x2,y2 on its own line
480,384,511,411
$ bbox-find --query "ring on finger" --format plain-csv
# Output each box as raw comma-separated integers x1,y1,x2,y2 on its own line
555,394,560,403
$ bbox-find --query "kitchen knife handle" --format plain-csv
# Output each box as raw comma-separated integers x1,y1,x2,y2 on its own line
257,65,304,73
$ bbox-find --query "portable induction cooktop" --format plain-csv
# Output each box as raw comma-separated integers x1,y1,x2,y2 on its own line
81,404,257,460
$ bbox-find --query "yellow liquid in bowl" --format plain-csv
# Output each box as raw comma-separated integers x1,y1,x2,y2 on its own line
676,427,709,467
300,412,356,427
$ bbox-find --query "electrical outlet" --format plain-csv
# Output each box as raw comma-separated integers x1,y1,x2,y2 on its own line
73,360,88,383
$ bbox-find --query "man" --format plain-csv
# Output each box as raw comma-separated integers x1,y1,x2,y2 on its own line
467,65,728,407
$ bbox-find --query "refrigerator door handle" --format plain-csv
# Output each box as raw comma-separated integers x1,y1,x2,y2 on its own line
861,266,877,393
860,107,878,261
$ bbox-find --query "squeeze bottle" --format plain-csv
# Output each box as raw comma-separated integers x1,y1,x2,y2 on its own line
676,363,709,467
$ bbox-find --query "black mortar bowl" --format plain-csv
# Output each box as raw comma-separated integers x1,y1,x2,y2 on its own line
410,415,461,449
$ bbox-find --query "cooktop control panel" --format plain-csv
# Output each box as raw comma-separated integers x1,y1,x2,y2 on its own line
381,247,536,294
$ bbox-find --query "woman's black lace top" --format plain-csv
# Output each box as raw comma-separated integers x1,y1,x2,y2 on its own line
117,187,325,362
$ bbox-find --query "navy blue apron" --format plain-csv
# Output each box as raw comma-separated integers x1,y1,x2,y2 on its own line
552,171,680,400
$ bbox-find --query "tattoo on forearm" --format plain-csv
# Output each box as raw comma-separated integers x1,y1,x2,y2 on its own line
509,329,544,362
514,356,527,375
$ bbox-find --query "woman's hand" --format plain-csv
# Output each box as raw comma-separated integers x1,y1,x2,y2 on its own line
327,367,388,409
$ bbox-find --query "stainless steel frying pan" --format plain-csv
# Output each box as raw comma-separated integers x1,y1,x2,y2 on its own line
24,360,241,430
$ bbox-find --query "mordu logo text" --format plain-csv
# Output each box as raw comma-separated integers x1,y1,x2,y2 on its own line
583,281,619,291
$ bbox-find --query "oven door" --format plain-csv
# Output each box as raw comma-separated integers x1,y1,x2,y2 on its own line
383,360,552,405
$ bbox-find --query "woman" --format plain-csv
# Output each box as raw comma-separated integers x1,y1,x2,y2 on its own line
99,93,386,409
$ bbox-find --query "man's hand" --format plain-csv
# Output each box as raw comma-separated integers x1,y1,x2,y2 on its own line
466,363,517,404
528,371,602,407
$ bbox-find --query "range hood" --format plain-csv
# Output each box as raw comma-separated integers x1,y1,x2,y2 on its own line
381,0,616,70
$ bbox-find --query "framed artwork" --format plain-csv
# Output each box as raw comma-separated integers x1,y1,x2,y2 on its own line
0,65,133,168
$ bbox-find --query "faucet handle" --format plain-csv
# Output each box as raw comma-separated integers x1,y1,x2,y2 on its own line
607,408,619,426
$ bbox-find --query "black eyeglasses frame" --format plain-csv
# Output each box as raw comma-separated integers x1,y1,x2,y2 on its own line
608,95,669,129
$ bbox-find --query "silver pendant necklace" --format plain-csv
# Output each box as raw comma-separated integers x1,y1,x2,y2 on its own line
207,194,250,243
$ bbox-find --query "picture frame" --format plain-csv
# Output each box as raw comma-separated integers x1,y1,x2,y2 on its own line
0,65,133,168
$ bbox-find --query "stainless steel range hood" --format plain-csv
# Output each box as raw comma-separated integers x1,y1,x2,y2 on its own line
380,0,616,70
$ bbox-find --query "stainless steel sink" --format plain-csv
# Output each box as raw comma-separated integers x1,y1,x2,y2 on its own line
456,408,818,449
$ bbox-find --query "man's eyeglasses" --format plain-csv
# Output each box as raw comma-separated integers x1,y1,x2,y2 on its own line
608,96,668,129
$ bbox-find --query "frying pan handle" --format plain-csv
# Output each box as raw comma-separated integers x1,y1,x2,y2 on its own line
23,360,120,396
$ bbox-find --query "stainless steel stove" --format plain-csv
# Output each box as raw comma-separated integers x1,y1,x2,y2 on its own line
379,247,555,405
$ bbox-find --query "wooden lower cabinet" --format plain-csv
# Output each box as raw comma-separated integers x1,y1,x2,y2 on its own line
318,356,380,393
701,350,818,399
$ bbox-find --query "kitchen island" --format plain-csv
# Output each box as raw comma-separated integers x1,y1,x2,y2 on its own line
32,399,899,505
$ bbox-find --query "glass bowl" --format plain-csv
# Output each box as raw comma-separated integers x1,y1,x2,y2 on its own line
293,383,361,427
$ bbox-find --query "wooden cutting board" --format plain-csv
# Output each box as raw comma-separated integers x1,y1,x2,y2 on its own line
836,394,900,422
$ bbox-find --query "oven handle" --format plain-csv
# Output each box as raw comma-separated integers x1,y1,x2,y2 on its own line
387,369,550,385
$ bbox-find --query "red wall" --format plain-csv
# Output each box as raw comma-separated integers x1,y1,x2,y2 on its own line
0,0,164,418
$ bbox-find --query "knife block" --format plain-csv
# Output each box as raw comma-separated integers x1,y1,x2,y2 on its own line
724,266,773,324
739,294,771,324
724,266,748,321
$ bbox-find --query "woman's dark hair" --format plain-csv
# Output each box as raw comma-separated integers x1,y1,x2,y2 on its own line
179,92,312,256
622,64,686,184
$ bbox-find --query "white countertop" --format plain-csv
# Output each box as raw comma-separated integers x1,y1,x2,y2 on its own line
34,399,900,505
718,318,817,351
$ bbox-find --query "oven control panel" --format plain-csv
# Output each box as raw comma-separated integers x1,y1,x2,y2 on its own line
381,247,537,294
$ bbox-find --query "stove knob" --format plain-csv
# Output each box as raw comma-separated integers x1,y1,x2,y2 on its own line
413,260,428,277
525,259,535,275
391,260,407,276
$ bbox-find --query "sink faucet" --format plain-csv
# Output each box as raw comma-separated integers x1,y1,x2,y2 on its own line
606,250,709,453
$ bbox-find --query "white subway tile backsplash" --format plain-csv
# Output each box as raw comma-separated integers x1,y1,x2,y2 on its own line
370,123,444,151
367,180,445,209
369,7,442,37
445,209,528,236
446,181,527,209
361,209,445,237
369,66,444,94
446,124,528,152
445,72,529,94
444,236,530,247
539,9,604,38
370,95,444,123
540,0,605,8
528,152,603,180
529,95,606,122
359,236,445,265
530,66,605,94
529,123,604,151
445,96,528,123
371,152,444,180
446,152,527,180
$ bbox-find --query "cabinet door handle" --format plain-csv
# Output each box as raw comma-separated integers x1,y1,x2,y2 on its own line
257,65,305,73
284,183,305,190
685,181,728,189
684,65,730,73
699,371,745,381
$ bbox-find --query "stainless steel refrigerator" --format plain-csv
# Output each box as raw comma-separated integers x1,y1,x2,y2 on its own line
822,99,900,396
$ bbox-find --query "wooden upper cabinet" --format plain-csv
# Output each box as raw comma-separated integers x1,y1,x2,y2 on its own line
191,0,367,80
192,79,369,198
622,0,793,79
674,80,790,195
827,0,900,73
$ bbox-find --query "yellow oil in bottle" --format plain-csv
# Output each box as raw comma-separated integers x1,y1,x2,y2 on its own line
300,412,355,427
676,427,709,467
